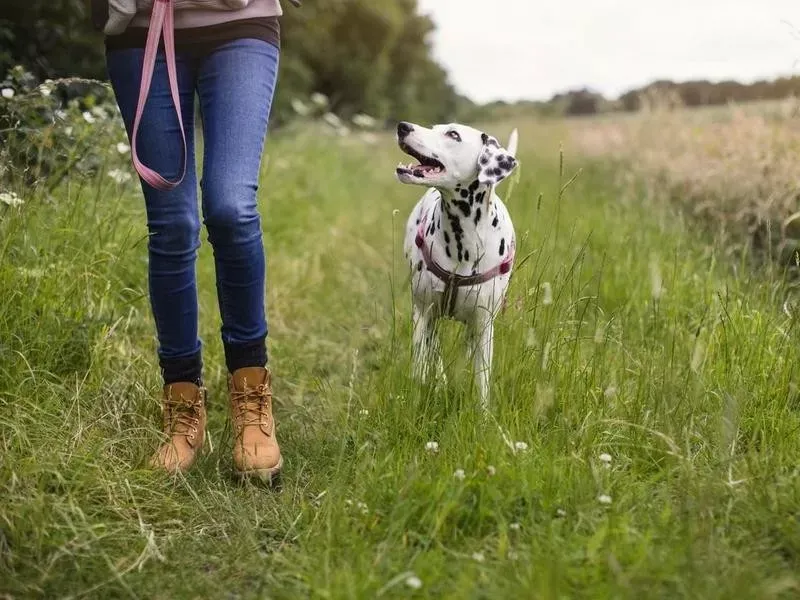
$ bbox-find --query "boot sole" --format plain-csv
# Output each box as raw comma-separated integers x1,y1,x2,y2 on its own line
234,456,283,484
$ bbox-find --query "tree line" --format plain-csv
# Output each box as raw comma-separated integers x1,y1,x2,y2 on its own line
0,0,467,126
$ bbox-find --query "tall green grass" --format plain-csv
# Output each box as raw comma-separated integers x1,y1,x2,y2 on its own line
1,117,799,599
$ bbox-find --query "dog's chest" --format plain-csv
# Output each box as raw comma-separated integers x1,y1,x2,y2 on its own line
404,188,515,318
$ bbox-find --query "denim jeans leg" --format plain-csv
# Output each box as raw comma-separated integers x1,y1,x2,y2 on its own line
106,48,203,384
196,39,280,373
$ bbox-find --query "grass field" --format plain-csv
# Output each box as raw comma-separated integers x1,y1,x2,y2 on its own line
2,113,800,599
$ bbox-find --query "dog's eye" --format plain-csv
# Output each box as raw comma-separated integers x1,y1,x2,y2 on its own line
446,130,461,142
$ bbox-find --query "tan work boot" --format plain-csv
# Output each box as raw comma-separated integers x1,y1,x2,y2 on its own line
149,381,206,474
229,366,282,482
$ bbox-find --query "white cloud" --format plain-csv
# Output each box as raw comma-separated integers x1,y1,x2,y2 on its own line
417,0,800,102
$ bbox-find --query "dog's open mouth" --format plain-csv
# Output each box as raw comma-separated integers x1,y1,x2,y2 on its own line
396,142,445,179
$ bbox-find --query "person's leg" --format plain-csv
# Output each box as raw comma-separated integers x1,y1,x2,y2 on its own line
106,48,203,385
196,38,279,373
107,48,206,473
196,38,281,481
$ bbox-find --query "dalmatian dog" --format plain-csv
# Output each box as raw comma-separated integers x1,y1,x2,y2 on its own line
395,121,519,408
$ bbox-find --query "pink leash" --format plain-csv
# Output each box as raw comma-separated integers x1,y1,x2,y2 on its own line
130,0,187,190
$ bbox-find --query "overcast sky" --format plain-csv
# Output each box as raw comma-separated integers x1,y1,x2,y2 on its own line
416,0,800,103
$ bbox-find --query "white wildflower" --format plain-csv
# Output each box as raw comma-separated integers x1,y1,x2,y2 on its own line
310,92,329,108
556,508,567,517
598,494,612,505
108,168,132,184
1,88,14,99
322,112,342,129
486,465,496,476
82,111,96,124
64,126,74,137
352,113,377,129
514,441,529,452
603,385,617,399
116,142,130,155
0,191,23,207
55,109,67,120
541,281,553,305
38,83,52,97
290,98,310,116
91,105,108,120
599,453,612,465
509,522,521,531
356,501,368,514
453,468,466,480
425,441,439,454
405,575,423,590
471,552,485,563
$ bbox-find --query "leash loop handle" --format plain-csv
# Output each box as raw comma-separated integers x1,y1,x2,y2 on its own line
130,0,187,191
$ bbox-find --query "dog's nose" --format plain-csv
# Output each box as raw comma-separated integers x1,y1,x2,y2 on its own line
397,121,414,138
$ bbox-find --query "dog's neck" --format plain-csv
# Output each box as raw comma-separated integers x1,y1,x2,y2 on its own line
422,178,500,273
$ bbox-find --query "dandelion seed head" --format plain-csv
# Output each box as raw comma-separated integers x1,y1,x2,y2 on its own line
598,494,613,505
425,441,439,453
509,522,521,531
486,465,496,476
405,575,423,590
453,468,465,480
471,552,485,563
514,441,529,452
599,453,612,464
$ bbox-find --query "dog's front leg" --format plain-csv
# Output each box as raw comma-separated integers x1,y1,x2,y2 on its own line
471,313,495,410
412,305,437,383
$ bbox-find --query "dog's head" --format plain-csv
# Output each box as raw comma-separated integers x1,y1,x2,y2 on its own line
395,121,517,191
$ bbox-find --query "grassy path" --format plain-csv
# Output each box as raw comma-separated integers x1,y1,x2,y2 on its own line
1,120,799,598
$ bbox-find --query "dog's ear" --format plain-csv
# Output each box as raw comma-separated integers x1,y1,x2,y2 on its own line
477,133,517,186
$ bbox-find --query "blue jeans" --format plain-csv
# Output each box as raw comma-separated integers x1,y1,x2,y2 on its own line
106,38,279,384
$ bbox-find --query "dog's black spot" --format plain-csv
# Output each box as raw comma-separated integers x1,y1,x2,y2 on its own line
437,218,441,230
464,250,470,262
417,261,423,271
480,156,489,166
460,189,469,199
492,214,499,227
443,231,450,244
473,207,482,225
469,180,480,192
415,218,420,225
498,159,514,171
499,238,506,255
493,167,503,176
481,133,489,144
454,200,471,217
445,246,452,258
475,191,486,204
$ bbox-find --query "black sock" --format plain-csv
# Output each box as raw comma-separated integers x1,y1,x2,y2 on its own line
160,350,203,386
223,337,267,374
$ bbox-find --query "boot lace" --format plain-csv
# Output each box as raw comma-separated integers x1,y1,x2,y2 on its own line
231,383,272,432
164,394,202,438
